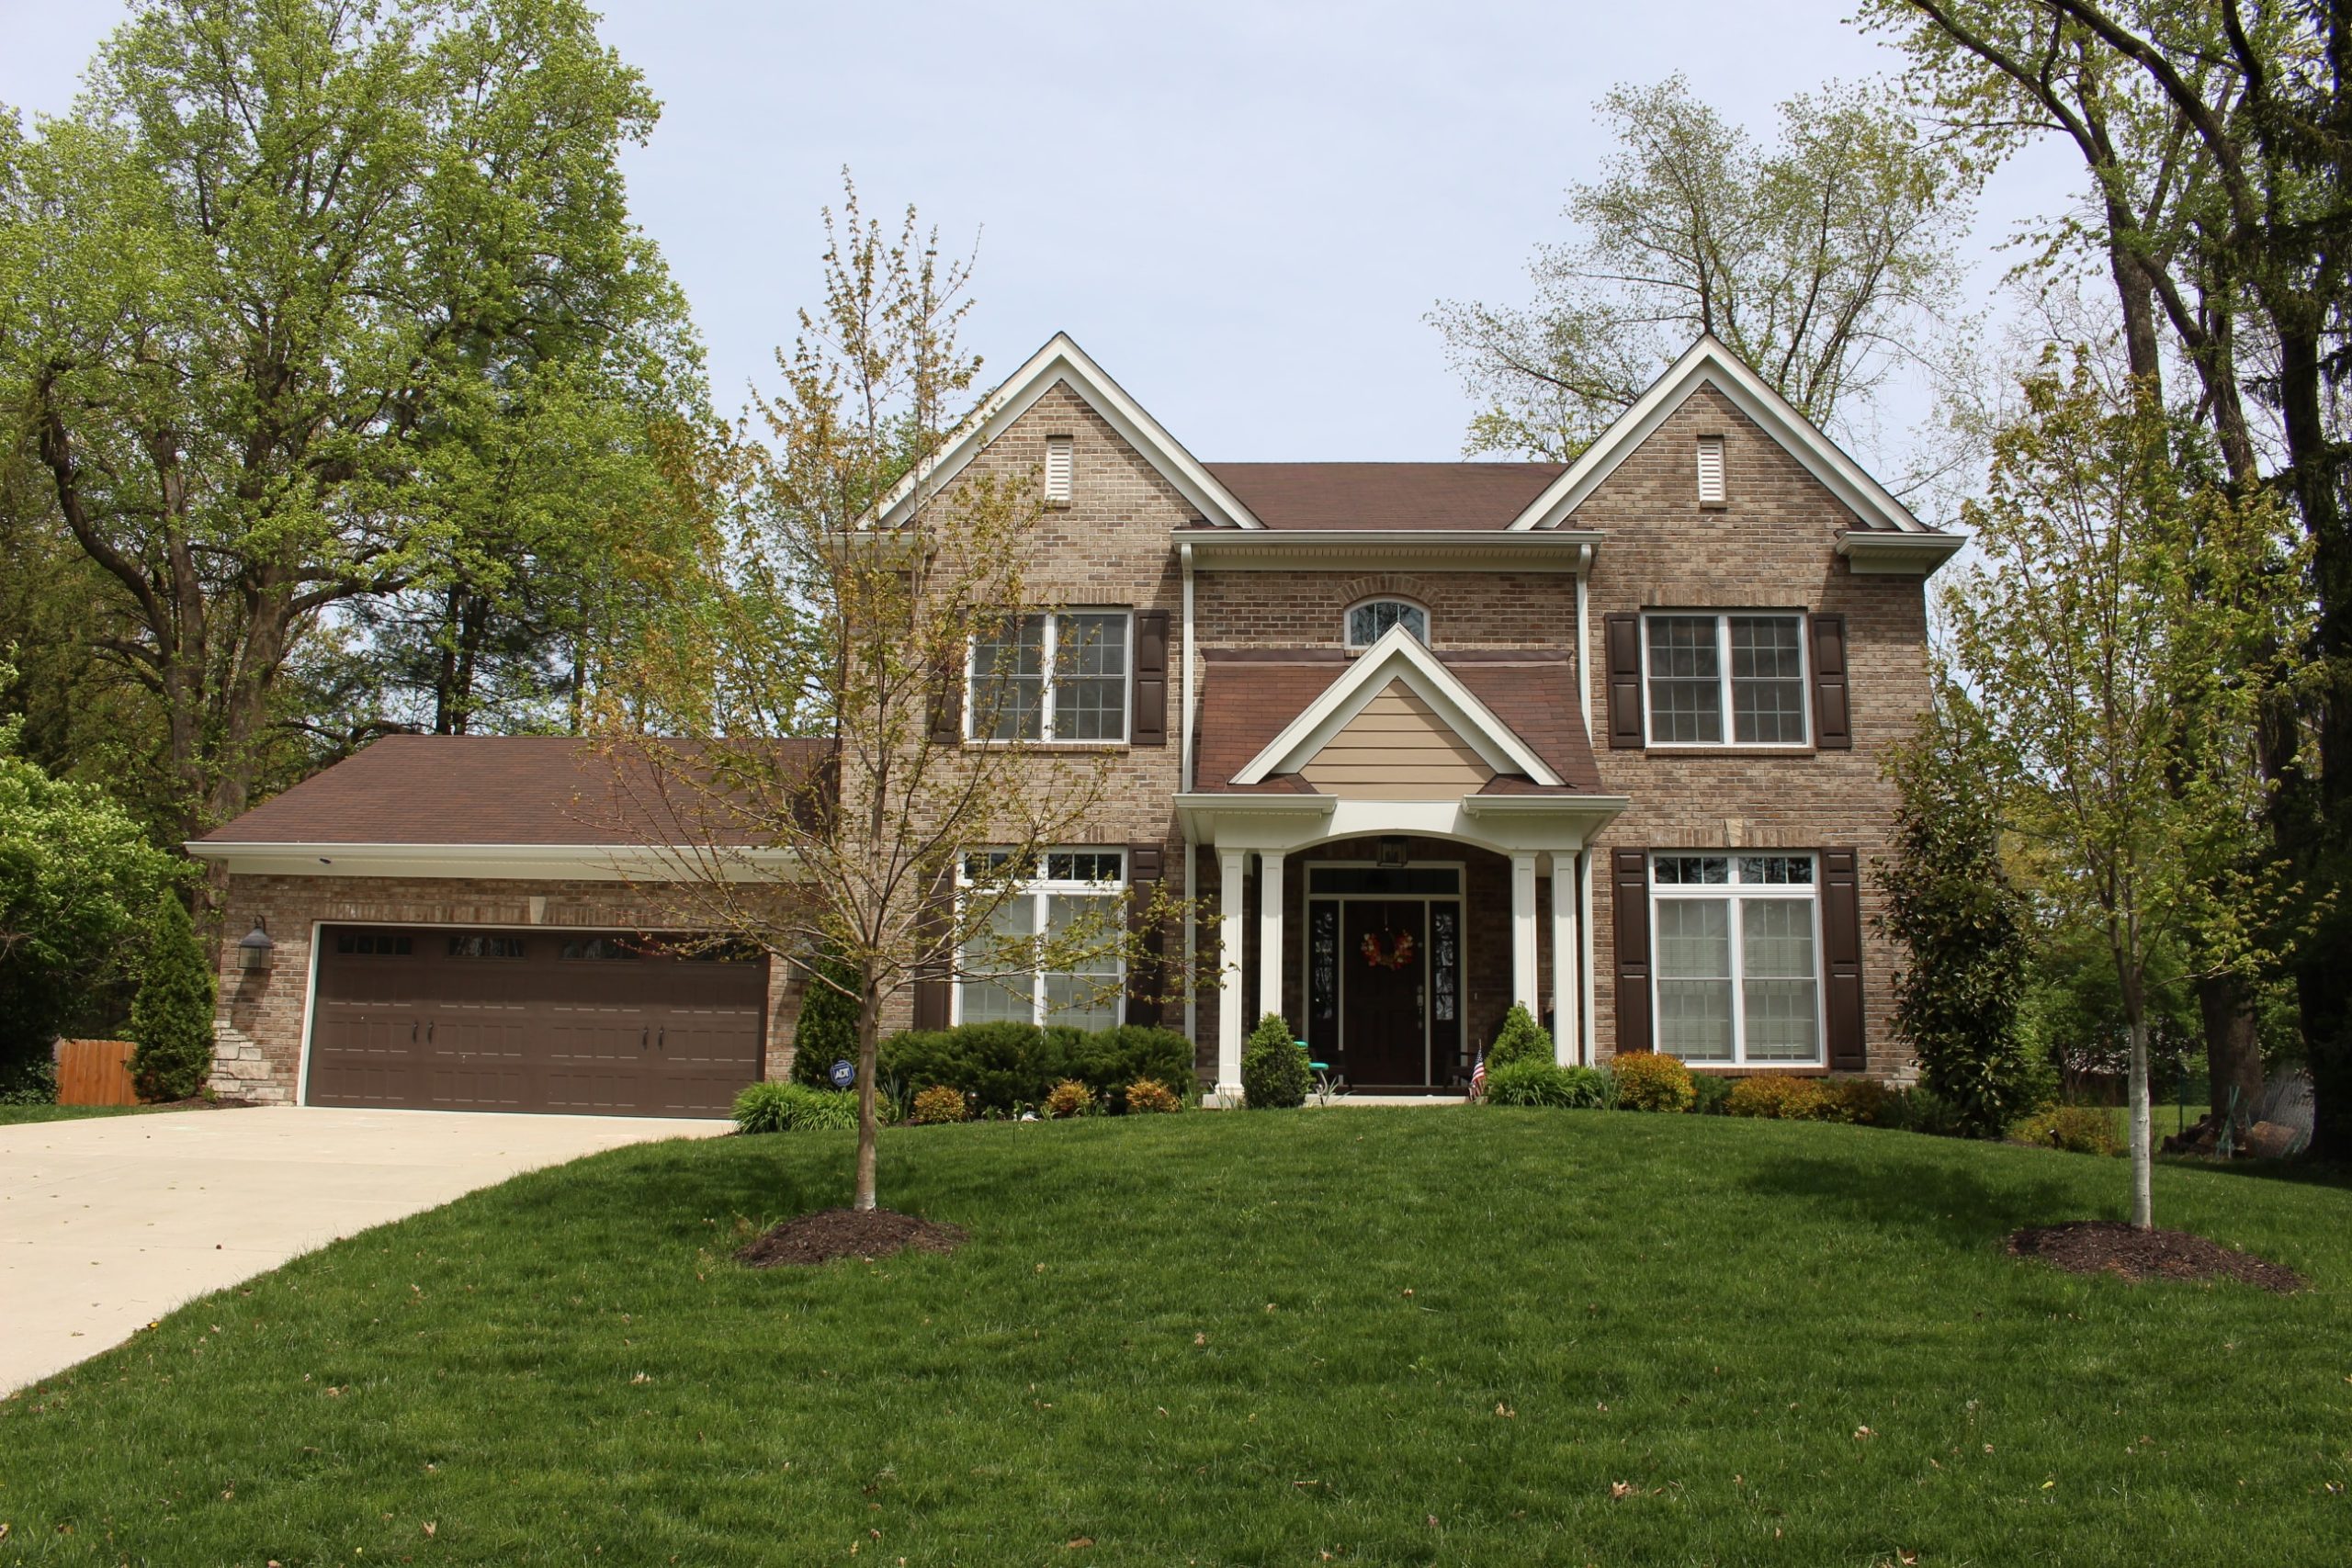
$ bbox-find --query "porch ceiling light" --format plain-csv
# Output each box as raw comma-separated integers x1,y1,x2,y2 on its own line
236,917,276,973
1376,836,1411,869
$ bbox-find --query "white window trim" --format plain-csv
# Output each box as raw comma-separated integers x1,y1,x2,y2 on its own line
1647,852,1825,1067
963,607,1135,746
1341,595,1431,650
1639,609,1812,750
953,848,1128,1028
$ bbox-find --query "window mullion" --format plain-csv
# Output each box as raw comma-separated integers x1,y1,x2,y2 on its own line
1041,615,1058,743
1031,888,1047,1025
1718,615,1735,746
1727,885,1747,1066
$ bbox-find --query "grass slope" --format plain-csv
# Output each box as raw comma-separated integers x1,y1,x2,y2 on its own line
2,1111,2346,1566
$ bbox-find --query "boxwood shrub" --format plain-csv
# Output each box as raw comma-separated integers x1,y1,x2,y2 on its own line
1240,1014,1308,1109
876,1021,1193,1117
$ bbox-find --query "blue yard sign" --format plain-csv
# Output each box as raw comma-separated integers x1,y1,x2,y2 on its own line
829,1059,856,1089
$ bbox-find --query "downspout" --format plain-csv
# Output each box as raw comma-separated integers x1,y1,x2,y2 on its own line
1181,540,1198,1051
1575,541,1593,744
1576,542,1596,1060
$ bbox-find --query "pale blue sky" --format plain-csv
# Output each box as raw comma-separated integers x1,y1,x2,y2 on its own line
0,1,2083,473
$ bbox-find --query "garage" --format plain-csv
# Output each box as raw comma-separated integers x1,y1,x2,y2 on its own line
308,925,767,1118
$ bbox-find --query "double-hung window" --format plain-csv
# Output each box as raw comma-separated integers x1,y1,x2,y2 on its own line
956,850,1127,1031
1650,853,1822,1065
967,611,1130,742
1643,612,1808,745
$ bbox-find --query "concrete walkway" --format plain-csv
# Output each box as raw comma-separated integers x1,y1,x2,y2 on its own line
0,1105,727,1393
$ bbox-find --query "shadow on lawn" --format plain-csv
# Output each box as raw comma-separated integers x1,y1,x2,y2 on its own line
1744,1143,2081,1249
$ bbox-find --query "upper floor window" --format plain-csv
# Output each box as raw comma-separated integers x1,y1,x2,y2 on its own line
1345,598,1429,649
967,610,1130,743
1643,612,1808,746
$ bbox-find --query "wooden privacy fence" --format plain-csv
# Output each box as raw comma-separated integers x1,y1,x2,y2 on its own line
55,1039,139,1106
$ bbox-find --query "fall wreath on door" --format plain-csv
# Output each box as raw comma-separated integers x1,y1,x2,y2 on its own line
1359,928,1418,969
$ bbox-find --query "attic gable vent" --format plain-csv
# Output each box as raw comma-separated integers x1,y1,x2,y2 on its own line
1044,434,1074,505
1696,434,1725,506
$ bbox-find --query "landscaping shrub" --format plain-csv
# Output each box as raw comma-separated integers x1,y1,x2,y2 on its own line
2013,1105,2122,1156
1882,1085,1970,1137
1045,1078,1096,1119
1725,1075,1826,1120
1123,1077,1181,1114
1610,1051,1695,1112
1241,1014,1308,1109
1485,1059,1609,1109
1690,1073,1734,1115
1484,1004,1553,1071
1815,1077,1895,1126
909,1084,967,1125
789,950,862,1088
731,1081,858,1134
877,1021,1192,1116
128,889,215,1101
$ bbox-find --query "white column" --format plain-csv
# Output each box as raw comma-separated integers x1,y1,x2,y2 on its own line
1510,852,1540,1011
1216,847,1248,1102
1256,850,1286,1028
1550,852,1579,1065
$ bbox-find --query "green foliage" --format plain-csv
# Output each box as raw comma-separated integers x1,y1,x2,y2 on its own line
1878,691,2049,1136
1610,1051,1695,1113
1241,1014,1308,1110
127,889,215,1101
1690,1073,1734,1116
730,1081,857,1134
1725,1075,1827,1121
908,1085,967,1126
1881,1086,1970,1138
1485,1060,1610,1109
2013,1106,2124,1158
878,1023,1193,1118
0,721,177,1081
1484,1004,1554,1071
1815,1078,1897,1127
790,952,863,1088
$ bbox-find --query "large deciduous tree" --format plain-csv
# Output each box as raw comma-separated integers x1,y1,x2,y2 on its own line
1946,358,2304,1226
0,0,696,874
1430,74,1971,462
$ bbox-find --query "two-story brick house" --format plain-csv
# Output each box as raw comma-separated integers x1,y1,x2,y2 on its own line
191,332,1959,1114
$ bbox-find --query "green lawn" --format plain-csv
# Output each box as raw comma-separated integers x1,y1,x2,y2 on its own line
0,1102,180,1126
2,1111,2346,1566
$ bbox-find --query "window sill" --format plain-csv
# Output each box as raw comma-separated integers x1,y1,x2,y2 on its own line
959,739,1132,753
1679,1063,1831,1076
1639,745,1817,758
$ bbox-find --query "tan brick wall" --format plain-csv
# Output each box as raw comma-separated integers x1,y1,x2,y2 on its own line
209,874,807,1103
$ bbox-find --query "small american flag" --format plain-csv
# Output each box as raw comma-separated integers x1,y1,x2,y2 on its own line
1469,1052,1487,1100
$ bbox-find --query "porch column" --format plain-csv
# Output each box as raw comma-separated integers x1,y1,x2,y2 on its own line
1217,847,1248,1101
1256,851,1286,1027
1550,852,1580,1065
1510,852,1540,1012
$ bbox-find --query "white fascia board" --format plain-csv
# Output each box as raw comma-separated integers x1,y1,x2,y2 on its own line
1836,528,1967,576
1508,334,1928,535
871,333,1265,530
1175,793,1627,854
1230,625,1563,786
1180,528,1603,573
186,841,800,883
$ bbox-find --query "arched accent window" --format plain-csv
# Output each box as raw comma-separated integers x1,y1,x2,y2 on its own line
1345,598,1429,649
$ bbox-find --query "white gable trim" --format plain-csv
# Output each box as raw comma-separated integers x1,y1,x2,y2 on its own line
873,333,1264,530
1231,626,1563,787
1507,334,1930,535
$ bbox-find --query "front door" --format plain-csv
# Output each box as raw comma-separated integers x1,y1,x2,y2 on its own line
1339,899,1429,1087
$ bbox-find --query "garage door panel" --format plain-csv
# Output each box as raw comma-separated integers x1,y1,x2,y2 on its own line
311,927,763,1117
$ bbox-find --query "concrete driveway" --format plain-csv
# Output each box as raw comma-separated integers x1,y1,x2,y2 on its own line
0,1105,727,1393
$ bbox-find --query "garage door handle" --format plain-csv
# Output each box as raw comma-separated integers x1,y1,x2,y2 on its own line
411,1021,418,1043
640,1026,649,1049
658,1027,666,1050
425,1021,435,1043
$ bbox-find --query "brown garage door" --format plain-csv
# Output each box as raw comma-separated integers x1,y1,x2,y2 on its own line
309,927,766,1117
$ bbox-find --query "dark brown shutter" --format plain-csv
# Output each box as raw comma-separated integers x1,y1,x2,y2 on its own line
1604,613,1645,750
1125,841,1164,1025
1132,610,1170,747
910,874,954,1030
1810,613,1851,750
1611,848,1652,1053
928,658,965,745
1822,847,1866,1070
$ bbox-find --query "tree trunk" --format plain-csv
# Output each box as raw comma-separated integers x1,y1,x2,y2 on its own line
2126,1009,2153,1232
854,987,880,1212
2194,975,2265,1130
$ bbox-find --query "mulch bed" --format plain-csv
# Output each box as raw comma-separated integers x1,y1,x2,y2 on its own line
735,1207,967,1269
2007,1221,2304,1292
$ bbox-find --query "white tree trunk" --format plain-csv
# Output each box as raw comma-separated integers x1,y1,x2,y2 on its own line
2128,1015,2153,1231
854,993,880,1213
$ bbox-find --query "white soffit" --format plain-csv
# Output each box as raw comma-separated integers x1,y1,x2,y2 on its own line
1508,333,1933,536
1230,626,1563,786
871,333,1265,530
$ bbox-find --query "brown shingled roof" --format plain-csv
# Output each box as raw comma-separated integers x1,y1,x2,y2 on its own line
199,734,831,847
1192,649,1602,794
1203,462,1566,531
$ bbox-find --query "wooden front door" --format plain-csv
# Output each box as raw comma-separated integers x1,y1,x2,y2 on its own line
1339,899,1429,1087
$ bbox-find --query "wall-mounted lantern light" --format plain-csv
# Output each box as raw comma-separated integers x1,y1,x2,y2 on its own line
1376,836,1411,869
237,917,276,974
